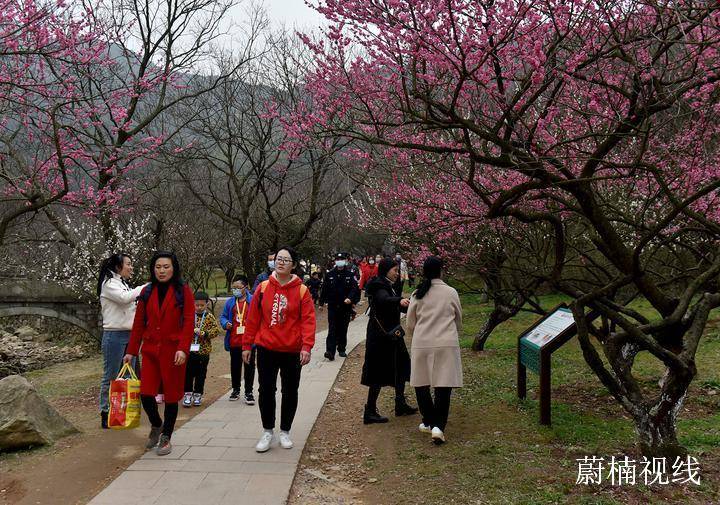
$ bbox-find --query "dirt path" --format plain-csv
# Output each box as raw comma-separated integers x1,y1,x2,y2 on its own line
289,336,411,505
0,308,328,505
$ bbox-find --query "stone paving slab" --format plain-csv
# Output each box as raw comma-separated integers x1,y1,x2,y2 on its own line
87,316,367,505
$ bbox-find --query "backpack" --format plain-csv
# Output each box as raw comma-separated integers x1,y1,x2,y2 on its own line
138,283,186,326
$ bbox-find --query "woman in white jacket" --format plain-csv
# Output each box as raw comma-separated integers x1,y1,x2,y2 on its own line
408,256,463,444
98,253,147,428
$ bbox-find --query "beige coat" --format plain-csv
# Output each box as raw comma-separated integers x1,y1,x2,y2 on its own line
407,279,463,388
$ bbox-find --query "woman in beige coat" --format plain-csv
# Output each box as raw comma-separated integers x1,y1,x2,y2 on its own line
408,256,462,444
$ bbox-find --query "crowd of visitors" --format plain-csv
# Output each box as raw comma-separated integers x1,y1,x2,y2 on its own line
96,247,462,457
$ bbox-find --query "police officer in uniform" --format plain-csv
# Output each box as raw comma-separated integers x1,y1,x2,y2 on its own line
320,252,360,360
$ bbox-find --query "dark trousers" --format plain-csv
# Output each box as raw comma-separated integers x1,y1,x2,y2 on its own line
326,309,351,356
365,381,408,411
414,386,452,431
230,347,255,395
184,353,210,394
256,346,301,432
141,395,178,438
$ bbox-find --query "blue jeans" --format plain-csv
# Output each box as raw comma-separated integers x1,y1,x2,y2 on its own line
99,330,137,413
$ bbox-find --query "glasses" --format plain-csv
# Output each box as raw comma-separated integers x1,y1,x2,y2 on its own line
275,257,293,264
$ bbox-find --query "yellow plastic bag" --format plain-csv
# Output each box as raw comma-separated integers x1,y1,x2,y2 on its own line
108,362,141,430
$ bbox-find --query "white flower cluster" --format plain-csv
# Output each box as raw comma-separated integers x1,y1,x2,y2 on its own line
27,215,154,302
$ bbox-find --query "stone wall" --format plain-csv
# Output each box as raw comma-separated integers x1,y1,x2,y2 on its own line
0,315,98,379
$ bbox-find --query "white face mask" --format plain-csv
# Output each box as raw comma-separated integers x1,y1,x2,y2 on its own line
335,260,346,268
369,260,375,264
232,288,244,297
267,260,275,270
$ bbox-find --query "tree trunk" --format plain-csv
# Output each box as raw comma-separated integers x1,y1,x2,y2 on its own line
634,407,687,459
224,267,235,292
240,233,253,281
472,305,515,351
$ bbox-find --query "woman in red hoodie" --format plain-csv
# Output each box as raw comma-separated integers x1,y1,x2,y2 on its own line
359,254,380,291
243,245,316,453
123,251,195,456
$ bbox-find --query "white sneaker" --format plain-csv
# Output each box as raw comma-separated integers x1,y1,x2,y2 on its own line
255,430,273,452
278,431,293,449
193,393,202,406
182,393,192,407
431,427,445,444
419,423,432,433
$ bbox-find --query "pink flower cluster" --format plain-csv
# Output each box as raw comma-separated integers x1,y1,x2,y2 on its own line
0,0,166,213
285,0,720,260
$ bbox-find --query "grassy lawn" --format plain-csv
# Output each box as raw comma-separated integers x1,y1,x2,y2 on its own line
375,291,720,504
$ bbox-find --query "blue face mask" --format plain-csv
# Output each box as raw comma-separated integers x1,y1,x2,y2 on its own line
336,260,347,268
267,260,275,270
232,288,244,298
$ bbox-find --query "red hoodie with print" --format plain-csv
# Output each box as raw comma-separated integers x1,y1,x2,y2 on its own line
242,273,316,353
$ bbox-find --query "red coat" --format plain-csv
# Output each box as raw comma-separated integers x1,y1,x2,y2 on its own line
359,262,378,290
127,283,195,403
242,274,316,353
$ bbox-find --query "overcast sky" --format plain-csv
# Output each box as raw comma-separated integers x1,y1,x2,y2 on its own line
263,0,326,28
229,0,328,32
212,0,328,53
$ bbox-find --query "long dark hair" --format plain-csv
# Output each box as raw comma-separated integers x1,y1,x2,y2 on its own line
97,253,131,297
415,256,443,300
149,250,185,290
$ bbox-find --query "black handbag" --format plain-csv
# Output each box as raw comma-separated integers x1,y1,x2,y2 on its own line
373,315,405,342
368,287,406,342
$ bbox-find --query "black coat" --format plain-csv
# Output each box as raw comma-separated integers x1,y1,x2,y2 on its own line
361,276,410,387
320,267,360,311
305,278,322,298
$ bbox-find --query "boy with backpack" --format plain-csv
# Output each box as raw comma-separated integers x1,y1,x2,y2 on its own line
220,275,255,403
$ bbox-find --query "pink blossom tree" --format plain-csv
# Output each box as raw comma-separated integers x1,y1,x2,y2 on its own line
1,0,249,300
299,0,720,457
52,0,245,241
0,0,121,244
358,150,554,350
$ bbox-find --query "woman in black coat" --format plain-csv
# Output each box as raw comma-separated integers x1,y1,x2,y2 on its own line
361,258,418,423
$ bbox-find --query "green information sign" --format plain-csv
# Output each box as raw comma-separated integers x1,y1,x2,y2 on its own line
517,305,578,425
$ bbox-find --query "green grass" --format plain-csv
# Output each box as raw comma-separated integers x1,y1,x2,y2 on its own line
202,269,230,297
24,356,103,399
374,292,720,504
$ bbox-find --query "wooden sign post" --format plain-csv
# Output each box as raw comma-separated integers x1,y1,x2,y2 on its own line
517,304,578,426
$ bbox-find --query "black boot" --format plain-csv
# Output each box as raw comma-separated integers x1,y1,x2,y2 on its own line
395,398,419,416
363,405,389,424
100,411,109,429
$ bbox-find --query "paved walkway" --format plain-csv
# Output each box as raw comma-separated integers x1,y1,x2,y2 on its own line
88,315,367,505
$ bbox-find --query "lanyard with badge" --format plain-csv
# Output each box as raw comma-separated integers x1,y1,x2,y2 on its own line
235,298,247,335
191,311,207,352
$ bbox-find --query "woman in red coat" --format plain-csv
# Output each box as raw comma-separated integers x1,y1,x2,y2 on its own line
124,251,195,456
